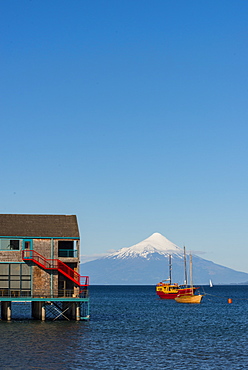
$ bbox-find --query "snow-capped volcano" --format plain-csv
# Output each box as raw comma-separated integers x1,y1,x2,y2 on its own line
105,232,184,260
81,232,248,284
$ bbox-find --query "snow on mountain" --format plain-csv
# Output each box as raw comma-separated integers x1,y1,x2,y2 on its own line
105,232,184,260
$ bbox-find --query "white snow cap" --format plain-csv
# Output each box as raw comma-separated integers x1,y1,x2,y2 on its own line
107,232,183,259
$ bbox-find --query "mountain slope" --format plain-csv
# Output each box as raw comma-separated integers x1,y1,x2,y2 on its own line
80,233,248,285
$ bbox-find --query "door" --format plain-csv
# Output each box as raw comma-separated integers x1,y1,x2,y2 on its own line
22,239,33,250
22,239,33,259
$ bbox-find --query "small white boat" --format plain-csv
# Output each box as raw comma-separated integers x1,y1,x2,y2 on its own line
209,279,213,288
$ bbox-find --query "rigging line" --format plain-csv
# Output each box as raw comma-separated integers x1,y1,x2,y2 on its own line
204,292,248,300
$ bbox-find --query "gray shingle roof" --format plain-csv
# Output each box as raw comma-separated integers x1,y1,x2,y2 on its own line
0,214,80,238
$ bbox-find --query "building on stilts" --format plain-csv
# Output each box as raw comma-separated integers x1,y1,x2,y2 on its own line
0,214,89,321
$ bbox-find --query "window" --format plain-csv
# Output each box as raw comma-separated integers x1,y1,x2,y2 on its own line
0,263,31,296
0,239,20,250
0,264,8,275
10,240,20,250
58,240,76,257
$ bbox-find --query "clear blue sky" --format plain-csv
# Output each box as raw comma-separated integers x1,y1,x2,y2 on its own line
1,1,248,272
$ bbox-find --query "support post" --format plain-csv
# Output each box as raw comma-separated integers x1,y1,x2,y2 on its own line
76,303,80,321
1,301,12,321
32,301,46,320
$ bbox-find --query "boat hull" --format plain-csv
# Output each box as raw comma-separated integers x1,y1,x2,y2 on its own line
156,283,198,299
175,294,203,304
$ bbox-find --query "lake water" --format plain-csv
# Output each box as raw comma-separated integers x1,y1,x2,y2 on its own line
1,285,248,369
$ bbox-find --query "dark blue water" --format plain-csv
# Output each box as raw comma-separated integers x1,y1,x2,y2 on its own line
1,285,248,369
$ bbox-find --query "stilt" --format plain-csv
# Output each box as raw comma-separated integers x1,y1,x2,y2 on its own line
76,303,80,321
0,298,89,321
1,301,12,321
32,301,46,320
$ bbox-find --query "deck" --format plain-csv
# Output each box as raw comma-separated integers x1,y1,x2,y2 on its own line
0,290,90,321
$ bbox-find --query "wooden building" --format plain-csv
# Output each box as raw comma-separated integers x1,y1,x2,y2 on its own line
0,214,89,321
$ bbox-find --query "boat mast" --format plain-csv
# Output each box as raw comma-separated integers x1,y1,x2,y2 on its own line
184,246,188,286
169,254,172,284
189,253,193,288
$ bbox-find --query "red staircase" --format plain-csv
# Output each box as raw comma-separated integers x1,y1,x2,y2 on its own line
22,250,89,287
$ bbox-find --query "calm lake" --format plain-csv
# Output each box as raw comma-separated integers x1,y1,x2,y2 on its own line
1,285,248,369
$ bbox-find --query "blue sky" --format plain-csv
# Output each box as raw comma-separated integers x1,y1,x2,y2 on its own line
1,1,248,272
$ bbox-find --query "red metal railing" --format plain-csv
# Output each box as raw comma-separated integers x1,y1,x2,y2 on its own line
22,250,89,287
